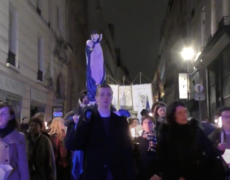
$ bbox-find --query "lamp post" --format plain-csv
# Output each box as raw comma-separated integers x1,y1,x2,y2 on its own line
181,47,195,100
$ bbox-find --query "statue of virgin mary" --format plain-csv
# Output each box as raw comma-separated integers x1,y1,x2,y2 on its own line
85,32,106,102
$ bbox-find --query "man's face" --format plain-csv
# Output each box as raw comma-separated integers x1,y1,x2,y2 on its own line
95,88,113,108
221,110,230,130
29,122,41,135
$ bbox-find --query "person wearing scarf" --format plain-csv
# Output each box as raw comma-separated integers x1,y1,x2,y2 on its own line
0,101,29,180
135,115,160,180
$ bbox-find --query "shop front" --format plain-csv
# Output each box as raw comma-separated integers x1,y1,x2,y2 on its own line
30,87,47,117
0,74,24,122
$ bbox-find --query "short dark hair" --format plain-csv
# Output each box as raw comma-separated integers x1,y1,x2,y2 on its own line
96,84,113,96
140,109,148,116
219,107,230,116
141,115,154,125
166,101,186,124
0,101,18,129
79,90,87,103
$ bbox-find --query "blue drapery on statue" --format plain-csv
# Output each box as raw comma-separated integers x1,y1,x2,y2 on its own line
86,34,105,102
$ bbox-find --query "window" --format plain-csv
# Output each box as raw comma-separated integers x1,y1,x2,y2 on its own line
37,0,41,16
7,9,17,66
37,38,44,81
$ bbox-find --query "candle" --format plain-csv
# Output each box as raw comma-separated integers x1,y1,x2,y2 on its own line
131,128,135,137
45,121,48,129
138,130,143,136
221,132,224,144
218,117,222,128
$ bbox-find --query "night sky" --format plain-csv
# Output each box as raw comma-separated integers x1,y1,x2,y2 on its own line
101,0,168,83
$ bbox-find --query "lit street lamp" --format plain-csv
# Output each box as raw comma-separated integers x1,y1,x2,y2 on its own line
181,47,195,61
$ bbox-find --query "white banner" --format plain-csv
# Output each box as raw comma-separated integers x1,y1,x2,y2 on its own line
109,84,119,110
131,84,153,120
118,86,133,109
179,73,188,99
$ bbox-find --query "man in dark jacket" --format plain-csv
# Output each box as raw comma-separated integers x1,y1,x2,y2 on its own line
65,84,135,180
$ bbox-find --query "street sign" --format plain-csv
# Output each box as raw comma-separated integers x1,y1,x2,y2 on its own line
194,92,205,101
195,84,204,93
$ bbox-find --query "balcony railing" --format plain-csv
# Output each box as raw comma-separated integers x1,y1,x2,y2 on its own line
37,69,43,81
219,16,230,27
7,51,16,66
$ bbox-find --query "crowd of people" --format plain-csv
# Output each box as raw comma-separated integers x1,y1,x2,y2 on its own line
1,84,230,180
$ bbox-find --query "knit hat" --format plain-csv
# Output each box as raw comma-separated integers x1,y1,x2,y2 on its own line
29,117,43,128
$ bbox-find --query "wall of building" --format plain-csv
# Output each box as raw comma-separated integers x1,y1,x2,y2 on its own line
65,0,87,112
0,0,68,122
157,0,230,121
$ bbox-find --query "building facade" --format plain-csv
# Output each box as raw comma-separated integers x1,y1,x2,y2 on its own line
0,0,68,121
65,0,87,111
156,0,230,121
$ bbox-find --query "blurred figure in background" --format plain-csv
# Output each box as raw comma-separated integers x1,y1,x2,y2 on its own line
74,90,89,115
33,112,50,138
153,102,166,132
26,117,56,180
49,117,71,180
151,102,161,118
20,116,29,134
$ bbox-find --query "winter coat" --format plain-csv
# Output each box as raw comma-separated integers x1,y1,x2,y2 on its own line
65,107,136,180
25,133,56,180
209,128,230,176
134,136,158,180
157,119,225,180
0,130,30,180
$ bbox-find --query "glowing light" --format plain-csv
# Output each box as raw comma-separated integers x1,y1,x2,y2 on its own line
149,113,153,117
138,130,143,136
45,122,48,129
181,47,195,61
131,128,135,137
195,52,201,61
218,117,222,128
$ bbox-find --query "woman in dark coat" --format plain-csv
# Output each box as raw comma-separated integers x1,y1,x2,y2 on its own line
157,101,225,180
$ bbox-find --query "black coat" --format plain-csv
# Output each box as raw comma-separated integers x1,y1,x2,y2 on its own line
65,108,135,180
157,119,225,180
134,136,158,180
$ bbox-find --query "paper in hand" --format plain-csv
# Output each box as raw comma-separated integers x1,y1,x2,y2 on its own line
0,164,13,180
222,149,230,164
